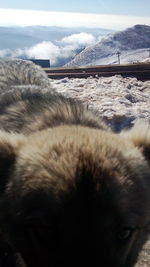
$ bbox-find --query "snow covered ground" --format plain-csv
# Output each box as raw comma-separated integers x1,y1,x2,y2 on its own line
49,75,150,132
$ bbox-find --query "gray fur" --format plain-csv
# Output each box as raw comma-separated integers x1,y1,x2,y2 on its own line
0,58,54,93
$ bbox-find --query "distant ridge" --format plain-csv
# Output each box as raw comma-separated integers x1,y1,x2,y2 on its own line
0,26,113,50
0,26,113,67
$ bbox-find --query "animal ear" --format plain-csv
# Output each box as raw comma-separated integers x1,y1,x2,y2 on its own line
120,121,150,164
0,131,25,195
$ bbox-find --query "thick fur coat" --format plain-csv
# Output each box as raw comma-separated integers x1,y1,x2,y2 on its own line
0,60,149,267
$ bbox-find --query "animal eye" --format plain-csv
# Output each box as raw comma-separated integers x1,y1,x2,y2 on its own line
117,227,134,241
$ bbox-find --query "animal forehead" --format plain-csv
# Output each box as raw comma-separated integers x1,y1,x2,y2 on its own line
16,126,139,183
18,127,131,177
15,144,133,200
20,125,134,156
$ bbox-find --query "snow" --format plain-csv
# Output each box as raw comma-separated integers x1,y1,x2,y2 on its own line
92,48,150,65
143,57,150,63
49,75,150,132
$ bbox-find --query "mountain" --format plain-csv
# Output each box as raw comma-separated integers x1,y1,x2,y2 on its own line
66,25,150,66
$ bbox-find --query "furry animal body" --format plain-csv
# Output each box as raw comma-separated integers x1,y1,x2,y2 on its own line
0,58,149,267
0,88,149,267
0,59,53,93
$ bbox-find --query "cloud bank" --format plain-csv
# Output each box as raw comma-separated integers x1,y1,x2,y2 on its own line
0,32,97,66
0,8,150,30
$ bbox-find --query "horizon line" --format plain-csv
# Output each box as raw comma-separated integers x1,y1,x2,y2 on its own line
0,8,149,30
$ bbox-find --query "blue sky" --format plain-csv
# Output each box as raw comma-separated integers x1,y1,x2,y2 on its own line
1,0,150,16
0,0,150,29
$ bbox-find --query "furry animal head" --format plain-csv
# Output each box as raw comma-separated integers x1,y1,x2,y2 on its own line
0,122,150,267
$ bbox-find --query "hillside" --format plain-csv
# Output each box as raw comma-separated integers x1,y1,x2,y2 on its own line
66,25,150,66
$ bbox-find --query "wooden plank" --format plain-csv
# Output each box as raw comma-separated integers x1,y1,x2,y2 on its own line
44,63,150,74
47,71,150,81
44,63,150,81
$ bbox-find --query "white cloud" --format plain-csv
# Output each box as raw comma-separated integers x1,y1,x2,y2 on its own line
61,32,96,47
0,40,85,65
0,32,97,65
0,49,10,57
25,42,60,64
0,8,150,30
23,41,78,65
25,32,97,64
24,39,93,65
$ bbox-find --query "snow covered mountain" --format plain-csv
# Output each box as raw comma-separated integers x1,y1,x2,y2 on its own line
66,25,150,66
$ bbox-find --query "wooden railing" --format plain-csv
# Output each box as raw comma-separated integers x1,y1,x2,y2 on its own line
44,63,150,81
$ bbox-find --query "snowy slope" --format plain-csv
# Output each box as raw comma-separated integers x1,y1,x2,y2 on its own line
66,25,150,66
93,48,150,65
